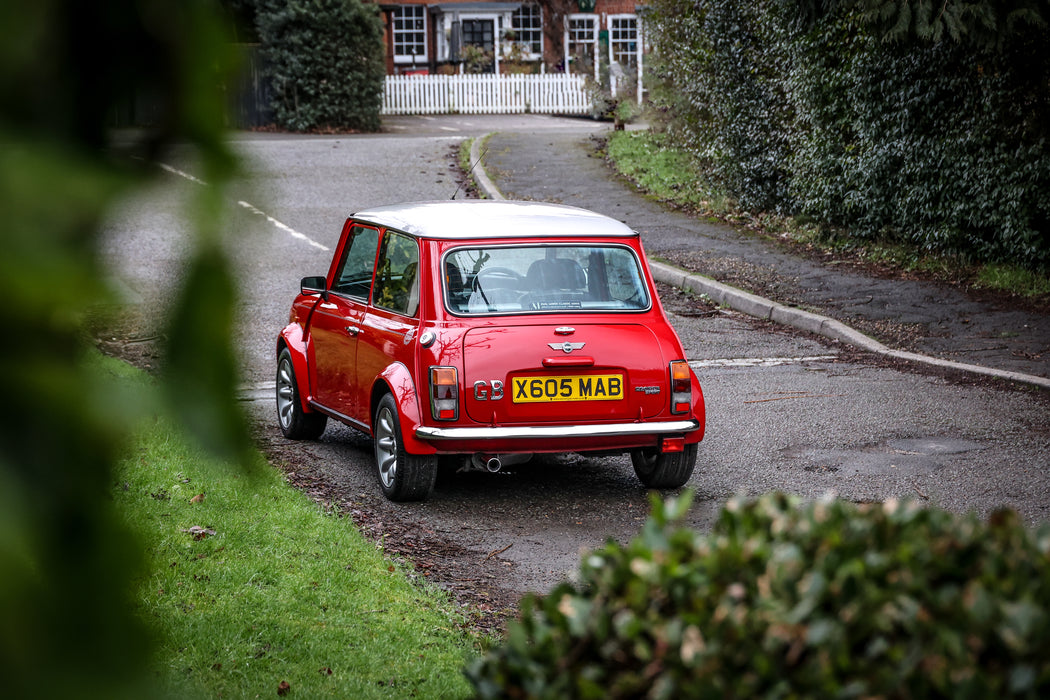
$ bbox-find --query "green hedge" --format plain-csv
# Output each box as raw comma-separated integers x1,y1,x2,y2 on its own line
645,0,1050,268
644,0,795,216
468,492,1050,698
256,0,385,132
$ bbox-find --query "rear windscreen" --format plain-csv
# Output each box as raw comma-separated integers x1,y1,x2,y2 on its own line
444,244,650,315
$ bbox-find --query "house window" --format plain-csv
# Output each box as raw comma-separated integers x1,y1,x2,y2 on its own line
567,15,597,78
462,18,495,51
511,4,542,56
608,15,639,68
392,6,427,64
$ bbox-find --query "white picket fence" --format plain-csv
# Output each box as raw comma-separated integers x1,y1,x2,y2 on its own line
382,73,593,116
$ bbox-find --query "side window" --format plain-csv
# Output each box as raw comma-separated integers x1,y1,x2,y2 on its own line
332,226,380,299
372,230,419,316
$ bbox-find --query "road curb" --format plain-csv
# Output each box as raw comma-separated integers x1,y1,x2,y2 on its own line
647,261,1050,391
470,135,504,201
473,135,1050,392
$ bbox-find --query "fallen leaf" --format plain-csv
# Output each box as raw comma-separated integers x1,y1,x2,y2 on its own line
181,526,217,540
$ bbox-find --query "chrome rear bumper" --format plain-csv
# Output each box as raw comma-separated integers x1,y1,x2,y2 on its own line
415,419,700,442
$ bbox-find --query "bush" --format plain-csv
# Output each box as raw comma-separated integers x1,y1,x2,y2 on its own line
645,0,1050,269
256,0,385,132
785,12,1050,265
467,491,1050,698
645,0,795,215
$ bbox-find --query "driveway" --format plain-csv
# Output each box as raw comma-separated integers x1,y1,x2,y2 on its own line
99,114,1050,634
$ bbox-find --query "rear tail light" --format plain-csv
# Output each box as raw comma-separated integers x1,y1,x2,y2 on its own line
429,366,459,421
669,360,692,414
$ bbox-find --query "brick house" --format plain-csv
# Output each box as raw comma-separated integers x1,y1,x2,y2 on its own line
373,0,644,86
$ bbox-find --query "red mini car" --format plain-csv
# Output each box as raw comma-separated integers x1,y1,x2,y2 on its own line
276,201,705,501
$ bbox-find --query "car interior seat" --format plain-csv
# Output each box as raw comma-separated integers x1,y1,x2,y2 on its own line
526,258,586,291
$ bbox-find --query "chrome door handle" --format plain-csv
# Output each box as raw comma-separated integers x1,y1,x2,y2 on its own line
344,325,361,337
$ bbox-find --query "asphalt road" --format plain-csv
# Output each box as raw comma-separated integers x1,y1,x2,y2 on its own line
100,115,1050,605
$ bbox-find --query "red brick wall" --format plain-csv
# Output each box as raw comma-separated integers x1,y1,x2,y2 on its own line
595,0,638,14
372,0,643,74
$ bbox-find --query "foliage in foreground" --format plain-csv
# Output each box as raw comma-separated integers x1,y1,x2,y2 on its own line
1,1,250,698
256,0,386,132
111,356,475,699
468,491,1050,698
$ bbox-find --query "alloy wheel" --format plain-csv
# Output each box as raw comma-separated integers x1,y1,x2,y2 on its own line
374,404,399,489
276,356,296,431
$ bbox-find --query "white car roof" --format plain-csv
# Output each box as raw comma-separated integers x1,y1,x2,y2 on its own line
351,200,637,240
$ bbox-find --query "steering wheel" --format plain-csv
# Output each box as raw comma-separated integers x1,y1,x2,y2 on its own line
472,267,523,292
470,267,523,310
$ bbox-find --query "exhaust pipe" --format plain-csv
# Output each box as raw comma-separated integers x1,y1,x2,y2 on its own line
472,453,503,472
470,452,533,473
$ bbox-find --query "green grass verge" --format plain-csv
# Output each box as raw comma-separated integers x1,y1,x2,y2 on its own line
976,264,1050,298
605,130,729,214
606,129,1050,300
107,356,477,698
460,135,492,199
459,138,473,175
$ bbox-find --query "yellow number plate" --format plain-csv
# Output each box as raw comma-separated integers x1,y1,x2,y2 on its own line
511,374,624,403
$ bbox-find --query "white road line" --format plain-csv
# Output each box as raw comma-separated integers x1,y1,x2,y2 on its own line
237,201,329,251
237,382,276,402
159,161,329,252
690,355,838,369
158,162,208,185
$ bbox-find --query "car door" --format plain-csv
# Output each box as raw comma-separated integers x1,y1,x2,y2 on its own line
355,229,421,418
310,223,380,419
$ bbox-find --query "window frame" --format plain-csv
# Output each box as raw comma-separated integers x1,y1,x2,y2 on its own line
607,14,640,70
510,4,543,60
331,225,381,301
565,14,599,81
391,5,428,65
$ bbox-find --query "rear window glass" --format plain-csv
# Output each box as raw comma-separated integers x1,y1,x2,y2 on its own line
444,244,650,315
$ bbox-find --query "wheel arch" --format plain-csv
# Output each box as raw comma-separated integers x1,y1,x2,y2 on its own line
277,323,316,413
371,362,436,455
686,365,706,444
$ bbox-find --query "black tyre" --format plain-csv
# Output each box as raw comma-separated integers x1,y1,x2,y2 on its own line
275,348,327,440
630,443,698,489
373,393,437,502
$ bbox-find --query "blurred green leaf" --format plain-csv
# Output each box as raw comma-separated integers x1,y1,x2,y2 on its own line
1,0,245,697
162,245,253,466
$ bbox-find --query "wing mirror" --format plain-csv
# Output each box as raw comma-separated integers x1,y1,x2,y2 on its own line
301,276,328,298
